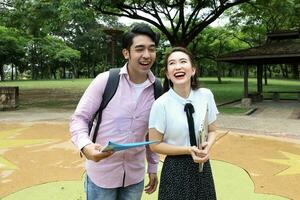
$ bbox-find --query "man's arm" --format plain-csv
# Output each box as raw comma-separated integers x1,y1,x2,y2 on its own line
69,72,109,157
144,133,159,194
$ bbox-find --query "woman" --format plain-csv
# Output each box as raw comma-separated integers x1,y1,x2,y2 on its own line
149,47,218,200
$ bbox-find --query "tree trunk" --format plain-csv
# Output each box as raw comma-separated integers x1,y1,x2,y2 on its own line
15,65,18,80
0,65,4,81
11,64,14,80
279,64,288,78
284,65,289,78
267,66,272,78
62,66,66,79
227,68,233,77
52,69,57,79
31,44,38,80
92,63,96,78
291,64,299,79
216,62,222,84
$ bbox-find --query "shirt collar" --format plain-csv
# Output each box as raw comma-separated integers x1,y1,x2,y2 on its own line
120,63,156,84
169,87,195,105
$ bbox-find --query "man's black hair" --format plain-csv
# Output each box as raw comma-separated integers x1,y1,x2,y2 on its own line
122,23,160,49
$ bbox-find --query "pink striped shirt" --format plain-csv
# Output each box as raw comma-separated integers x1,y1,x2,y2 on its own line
70,64,159,188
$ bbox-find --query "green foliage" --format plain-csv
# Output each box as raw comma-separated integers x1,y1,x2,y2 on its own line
188,26,249,79
1,0,299,81
54,48,80,63
0,0,122,80
0,25,27,80
0,26,26,63
227,0,300,43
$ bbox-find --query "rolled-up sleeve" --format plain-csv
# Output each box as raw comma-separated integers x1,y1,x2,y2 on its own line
148,100,166,134
207,90,219,125
69,72,109,150
146,100,166,173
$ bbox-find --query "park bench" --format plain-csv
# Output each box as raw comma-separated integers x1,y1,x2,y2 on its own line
0,87,19,110
263,91,300,102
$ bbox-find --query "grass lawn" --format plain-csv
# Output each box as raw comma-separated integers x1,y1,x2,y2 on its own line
1,77,299,113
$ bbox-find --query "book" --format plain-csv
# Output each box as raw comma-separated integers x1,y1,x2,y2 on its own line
198,105,208,172
100,140,158,152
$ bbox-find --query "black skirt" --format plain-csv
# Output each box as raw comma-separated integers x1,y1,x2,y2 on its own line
158,155,217,200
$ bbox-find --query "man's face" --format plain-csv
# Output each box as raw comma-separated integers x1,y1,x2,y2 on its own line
122,35,156,79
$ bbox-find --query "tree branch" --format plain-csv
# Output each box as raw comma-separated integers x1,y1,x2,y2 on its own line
232,33,253,47
186,0,249,45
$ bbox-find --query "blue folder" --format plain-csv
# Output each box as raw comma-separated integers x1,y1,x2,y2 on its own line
100,140,158,152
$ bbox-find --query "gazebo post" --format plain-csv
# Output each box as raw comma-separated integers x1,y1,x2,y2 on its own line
264,65,268,85
241,64,252,107
257,64,263,101
257,64,263,94
244,64,249,98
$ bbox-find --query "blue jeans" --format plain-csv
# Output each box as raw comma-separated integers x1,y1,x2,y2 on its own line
85,175,144,200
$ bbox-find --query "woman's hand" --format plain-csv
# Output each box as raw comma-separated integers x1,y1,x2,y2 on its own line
201,141,210,154
81,143,114,162
189,145,210,164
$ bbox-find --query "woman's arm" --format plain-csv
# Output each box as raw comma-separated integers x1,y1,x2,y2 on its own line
149,121,217,162
205,121,217,152
149,128,193,155
149,128,207,163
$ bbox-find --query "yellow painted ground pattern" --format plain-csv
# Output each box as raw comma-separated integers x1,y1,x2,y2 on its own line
1,123,299,200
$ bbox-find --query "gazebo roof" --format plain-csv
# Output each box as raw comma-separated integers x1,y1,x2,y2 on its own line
217,38,300,65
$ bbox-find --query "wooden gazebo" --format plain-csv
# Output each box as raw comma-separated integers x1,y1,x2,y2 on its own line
217,31,300,102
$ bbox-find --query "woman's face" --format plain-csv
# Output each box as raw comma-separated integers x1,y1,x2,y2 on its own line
166,51,195,87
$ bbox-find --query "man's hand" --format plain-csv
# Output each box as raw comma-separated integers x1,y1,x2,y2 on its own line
81,143,113,162
144,173,158,194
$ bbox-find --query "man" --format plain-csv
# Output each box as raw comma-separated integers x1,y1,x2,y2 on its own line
69,23,160,200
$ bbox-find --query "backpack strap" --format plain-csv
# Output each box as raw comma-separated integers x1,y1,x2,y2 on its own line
89,68,120,143
154,78,163,99
89,70,162,143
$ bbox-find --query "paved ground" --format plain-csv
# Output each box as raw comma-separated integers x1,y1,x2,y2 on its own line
1,100,299,139
217,100,300,140
0,100,299,200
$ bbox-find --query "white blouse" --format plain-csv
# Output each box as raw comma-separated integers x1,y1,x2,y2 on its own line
149,87,219,146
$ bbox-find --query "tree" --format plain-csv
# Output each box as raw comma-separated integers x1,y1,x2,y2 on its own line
35,35,81,79
59,0,123,77
54,47,81,79
227,0,300,47
85,0,249,47
1,0,63,79
190,26,248,82
1,0,125,79
0,26,26,81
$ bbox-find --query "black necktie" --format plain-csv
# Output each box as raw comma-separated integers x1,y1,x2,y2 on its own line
184,103,197,146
